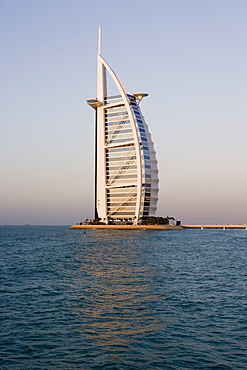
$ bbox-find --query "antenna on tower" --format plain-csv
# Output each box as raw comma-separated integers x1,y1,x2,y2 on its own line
98,26,102,56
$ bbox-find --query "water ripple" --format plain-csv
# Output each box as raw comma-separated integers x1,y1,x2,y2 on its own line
1,226,246,369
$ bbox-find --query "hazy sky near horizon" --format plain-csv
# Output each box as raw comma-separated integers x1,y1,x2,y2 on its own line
0,0,246,225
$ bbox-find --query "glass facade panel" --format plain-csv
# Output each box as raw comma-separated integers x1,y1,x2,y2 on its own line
101,94,158,220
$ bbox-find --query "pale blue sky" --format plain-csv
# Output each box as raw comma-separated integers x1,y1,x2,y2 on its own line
0,0,246,225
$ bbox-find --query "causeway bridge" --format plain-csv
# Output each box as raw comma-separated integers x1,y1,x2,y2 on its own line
182,224,247,230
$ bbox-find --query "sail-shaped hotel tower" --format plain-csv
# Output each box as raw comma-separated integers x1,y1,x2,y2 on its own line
87,28,159,224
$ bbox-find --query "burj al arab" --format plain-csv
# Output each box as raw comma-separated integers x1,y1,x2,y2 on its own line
87,27,159,225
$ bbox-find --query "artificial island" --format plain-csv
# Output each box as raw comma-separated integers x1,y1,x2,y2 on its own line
70,28,246,231
70,27,182,230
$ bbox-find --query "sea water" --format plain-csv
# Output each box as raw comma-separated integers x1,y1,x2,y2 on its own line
0,226,246,369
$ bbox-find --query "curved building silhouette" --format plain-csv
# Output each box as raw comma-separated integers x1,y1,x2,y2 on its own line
87,27,159,224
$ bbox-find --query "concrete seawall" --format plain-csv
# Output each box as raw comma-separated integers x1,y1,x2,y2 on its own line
69,224,247,230
69,224,185,230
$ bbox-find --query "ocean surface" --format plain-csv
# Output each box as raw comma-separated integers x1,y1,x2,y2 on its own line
0,226,246,369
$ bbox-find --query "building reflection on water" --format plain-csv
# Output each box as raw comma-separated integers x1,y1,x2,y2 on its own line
69,231,170,350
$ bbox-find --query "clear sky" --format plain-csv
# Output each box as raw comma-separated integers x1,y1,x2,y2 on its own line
0,0,246,225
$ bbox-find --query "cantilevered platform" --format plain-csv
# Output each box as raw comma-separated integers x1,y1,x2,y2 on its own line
183,224,247,229
69,224,184,230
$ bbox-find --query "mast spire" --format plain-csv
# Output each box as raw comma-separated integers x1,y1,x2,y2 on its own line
98,26,102,56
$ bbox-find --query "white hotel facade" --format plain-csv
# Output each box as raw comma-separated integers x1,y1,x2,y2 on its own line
87,28,159,224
